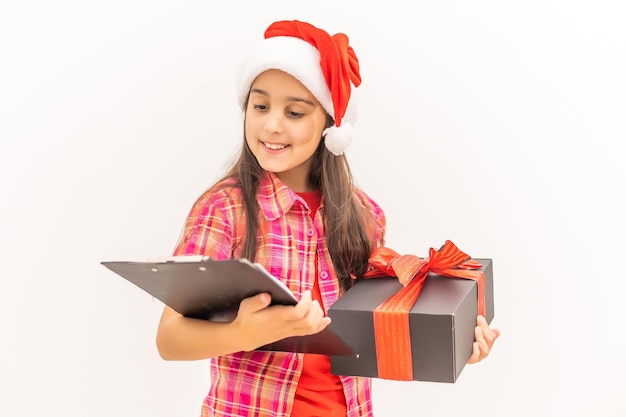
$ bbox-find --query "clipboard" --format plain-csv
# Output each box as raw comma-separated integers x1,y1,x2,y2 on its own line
101,256,357,357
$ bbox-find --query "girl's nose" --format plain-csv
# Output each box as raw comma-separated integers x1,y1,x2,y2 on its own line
264,111,283,133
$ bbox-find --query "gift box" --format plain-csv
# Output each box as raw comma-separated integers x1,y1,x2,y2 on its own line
328,249,494,383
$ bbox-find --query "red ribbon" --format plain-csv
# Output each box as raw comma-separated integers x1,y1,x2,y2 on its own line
364,240,485,380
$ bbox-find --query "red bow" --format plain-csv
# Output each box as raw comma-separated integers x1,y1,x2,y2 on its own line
364,240,485,380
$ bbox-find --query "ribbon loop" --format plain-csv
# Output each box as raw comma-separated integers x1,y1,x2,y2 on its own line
364,247,426,287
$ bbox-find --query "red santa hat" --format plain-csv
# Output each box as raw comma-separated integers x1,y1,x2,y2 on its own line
236,20,362,156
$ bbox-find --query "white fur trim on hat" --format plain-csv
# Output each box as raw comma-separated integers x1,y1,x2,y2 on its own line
236,36,334,117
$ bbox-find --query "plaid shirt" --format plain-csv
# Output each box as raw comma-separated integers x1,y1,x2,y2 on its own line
174,171,386,417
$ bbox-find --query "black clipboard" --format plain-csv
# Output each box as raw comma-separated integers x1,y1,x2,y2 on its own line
101,256,357,357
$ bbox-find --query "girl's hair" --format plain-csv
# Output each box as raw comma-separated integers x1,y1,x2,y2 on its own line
217,110,374,291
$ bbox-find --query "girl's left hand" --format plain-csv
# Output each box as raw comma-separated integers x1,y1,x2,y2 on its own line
467,315,501,364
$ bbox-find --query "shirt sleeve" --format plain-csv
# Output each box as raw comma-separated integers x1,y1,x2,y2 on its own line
370,200,386,249
354,188,386,249
172,192,236,260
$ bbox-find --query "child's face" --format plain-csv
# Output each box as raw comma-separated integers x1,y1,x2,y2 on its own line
245,69,327,192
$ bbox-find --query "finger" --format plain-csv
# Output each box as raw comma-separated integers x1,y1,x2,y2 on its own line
307,301,331,332
477,315,490,329
290,299,330,334
467,316,501,364
294,299,324,326
315,316,332,332
292,290,313,319
308,300,325,322
474,325,490,361
300,289,312,303
483,327,500,347
239,292,272,314
477,316,500,346
467,341,481,364
466,326,488,364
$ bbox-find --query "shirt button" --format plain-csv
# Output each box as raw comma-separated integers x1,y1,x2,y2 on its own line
306,229,315,237
320,271,329,280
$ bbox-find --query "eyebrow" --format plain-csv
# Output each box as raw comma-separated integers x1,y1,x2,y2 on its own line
250,88,316,107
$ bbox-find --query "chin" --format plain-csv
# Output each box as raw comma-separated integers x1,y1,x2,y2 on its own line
257,161,286,174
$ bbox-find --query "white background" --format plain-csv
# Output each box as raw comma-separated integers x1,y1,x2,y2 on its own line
1,1,625,416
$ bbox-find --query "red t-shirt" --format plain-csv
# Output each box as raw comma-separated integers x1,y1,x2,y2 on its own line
292,190,347,417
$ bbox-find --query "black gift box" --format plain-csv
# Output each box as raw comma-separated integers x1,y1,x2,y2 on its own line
327,258,494,383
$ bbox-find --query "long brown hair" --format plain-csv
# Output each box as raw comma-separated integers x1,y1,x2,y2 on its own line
217,111,373,291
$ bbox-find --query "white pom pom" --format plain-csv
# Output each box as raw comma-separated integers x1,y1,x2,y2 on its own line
323,122,353,156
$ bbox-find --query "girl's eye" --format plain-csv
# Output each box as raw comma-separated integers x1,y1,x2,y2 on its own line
252,104,268,111
287,110,304,118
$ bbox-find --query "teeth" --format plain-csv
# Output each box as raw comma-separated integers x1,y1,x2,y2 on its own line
264,142,287,150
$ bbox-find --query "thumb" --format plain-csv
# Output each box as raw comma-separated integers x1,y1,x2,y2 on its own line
239,292,272,314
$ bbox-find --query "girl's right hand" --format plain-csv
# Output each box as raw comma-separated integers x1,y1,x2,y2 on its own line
234,290,331,352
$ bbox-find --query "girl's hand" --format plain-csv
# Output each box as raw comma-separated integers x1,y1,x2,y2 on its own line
234,290,331,351
467,315,501,364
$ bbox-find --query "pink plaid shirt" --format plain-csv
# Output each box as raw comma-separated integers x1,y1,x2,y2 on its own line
173,171,386,417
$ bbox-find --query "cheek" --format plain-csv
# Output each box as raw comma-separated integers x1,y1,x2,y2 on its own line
295,120,322,142
244,115,256,139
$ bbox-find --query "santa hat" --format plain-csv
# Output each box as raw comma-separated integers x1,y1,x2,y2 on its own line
236,20,362,156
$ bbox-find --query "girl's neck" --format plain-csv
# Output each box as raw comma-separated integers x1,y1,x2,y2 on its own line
273,166,314,192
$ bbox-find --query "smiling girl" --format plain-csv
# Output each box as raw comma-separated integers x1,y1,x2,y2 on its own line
155,20,498,417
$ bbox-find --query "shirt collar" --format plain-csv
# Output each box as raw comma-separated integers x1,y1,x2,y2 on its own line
257,171,303,221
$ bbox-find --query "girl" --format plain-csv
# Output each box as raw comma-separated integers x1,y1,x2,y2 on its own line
156,20,499,417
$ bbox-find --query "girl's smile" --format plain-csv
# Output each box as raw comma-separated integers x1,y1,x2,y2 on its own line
261,141,289,151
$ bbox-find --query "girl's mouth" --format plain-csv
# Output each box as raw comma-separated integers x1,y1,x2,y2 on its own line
262,141,289,150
